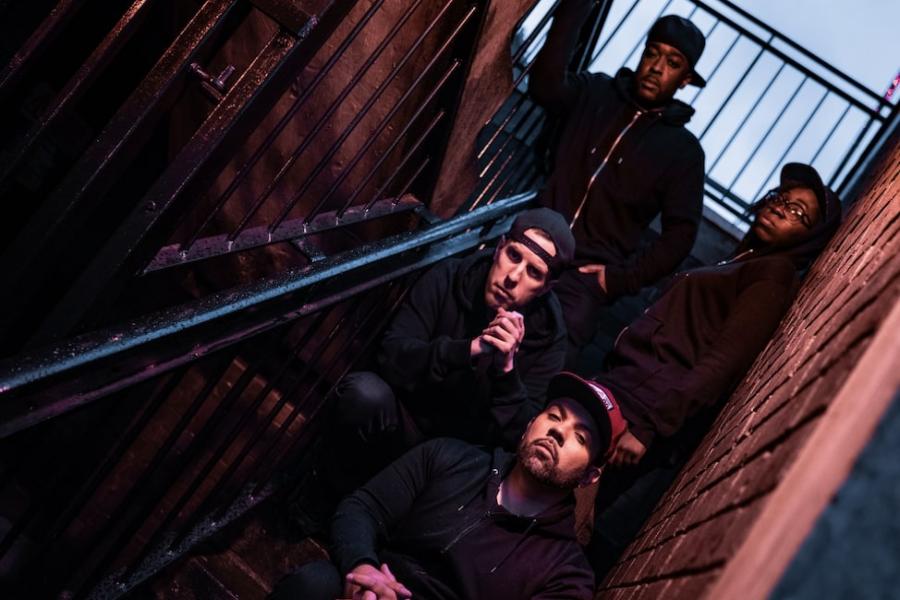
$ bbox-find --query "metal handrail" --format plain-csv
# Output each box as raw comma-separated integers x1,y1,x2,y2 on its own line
0,192,535,438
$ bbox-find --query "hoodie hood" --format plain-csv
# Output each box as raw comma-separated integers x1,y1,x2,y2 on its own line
613,67,695,126
454,250,565,351
734,188,843,272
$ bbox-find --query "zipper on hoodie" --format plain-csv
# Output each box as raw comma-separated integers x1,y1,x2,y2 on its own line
441,510,492,554
570,109,644,229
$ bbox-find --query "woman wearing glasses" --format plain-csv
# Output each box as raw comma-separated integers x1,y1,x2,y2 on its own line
583,162,843,574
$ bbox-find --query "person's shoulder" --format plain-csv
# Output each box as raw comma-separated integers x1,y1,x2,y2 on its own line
421,438,492,471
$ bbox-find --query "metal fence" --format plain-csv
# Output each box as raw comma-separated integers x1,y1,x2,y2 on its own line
472,0,897,229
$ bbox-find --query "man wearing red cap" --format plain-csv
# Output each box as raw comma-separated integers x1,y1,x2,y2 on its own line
529,1,708,364
272,372,627,600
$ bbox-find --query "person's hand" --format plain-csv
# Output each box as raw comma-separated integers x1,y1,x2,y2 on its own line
481,308,525,373
578,263,607,293
608,430,647,467
344,563,412,600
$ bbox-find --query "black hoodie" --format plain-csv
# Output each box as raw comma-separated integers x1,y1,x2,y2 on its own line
377,250,566,447
330,438,595,600
595,192,843,446
529,0,705,298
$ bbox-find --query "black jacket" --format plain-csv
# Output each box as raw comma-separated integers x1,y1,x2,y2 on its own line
377,250,566,447
596,194,843,446
330,438,595,600
529,0,704,298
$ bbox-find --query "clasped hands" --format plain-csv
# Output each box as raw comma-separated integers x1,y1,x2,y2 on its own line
470,307,525,373
344,562,412,600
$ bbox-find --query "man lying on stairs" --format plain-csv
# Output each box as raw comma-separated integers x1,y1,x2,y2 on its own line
272,372,627,600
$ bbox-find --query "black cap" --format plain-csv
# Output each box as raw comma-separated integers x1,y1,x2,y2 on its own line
507,208,575,277
780,163,836,221
647,15,707,88
547,372,628,463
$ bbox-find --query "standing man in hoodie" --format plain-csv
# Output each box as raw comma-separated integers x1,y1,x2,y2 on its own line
320,208,576,497
272,372,628,600
529,1,707,363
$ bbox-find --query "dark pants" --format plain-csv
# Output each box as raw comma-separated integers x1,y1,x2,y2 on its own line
270,560,342,600
323,371,424,495
553,269,612,367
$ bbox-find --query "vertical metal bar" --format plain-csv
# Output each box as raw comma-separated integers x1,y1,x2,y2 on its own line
61,351,237,597
226,0,432,239
272,4,477,231
344,110,445,215
478,101,540,178
749,88,829,202
724,76,809,195
829,114,876,190
325,60,460,218
487,118,546,205
181,0,387,252
0,0,157,187
574,0,614,73
688,25,737,107
394,156,431,201
481,111,545,207
365,153,430,210
699,34,774,140
125,310,330,572
809,102,851,164
706,62,787,173
589,0,640,65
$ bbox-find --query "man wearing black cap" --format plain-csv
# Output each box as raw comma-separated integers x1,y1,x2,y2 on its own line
318,208,576,497
529,0,707,364
272,372,627,600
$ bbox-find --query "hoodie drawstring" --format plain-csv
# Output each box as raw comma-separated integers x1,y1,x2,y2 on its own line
489,518,538,574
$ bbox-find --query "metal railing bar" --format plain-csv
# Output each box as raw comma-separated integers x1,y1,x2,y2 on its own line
724,75,809,194
511,0,561,71
3,367,187,585
574,0,613,73
274,5,477,231
62,352,237,597
829,113,876,189
227,0,435,240
749,87,829,202
394,156,431,200
0,0,156,188
478,100,540,179
476,87,530,161
188,297,385,534
258,284,419,488
181,0,387,252
130,308,334,567
589,0,641,65
0,194,536,436
686,19,730,106
704,0,890,108
690,0,887,116
0,0,84,102
706,62,786,173
325,60,460,218
344,110,444,214
145,196,423,274
699,35,772,140
488,137,543,206
809,103,851,165
705,177,752,215
482,113,545,207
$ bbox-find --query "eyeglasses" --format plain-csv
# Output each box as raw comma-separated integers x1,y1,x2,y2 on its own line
763,191,813,229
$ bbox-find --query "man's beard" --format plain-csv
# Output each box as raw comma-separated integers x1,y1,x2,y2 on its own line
517,437,583,490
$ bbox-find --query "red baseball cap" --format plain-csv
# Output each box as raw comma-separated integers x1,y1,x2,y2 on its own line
547,371,628,463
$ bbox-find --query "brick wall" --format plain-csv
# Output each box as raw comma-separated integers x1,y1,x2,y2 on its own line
597,132,900,599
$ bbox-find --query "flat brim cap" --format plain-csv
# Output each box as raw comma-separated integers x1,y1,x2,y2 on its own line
547,372,628,461
647,15,707,87
780,162,834,221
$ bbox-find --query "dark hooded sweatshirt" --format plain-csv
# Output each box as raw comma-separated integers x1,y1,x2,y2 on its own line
377,250,566,447
596,193,843,446
330,438,595,600
529,0,705,298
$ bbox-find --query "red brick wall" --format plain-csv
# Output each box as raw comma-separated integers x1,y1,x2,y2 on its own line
598,133,900,599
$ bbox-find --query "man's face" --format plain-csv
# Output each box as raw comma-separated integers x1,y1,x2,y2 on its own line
752,185,821,247
634,41,692,105
517,398,602,489
484,229,554,310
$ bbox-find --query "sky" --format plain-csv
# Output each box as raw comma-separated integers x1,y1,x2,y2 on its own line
519,0,898,230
